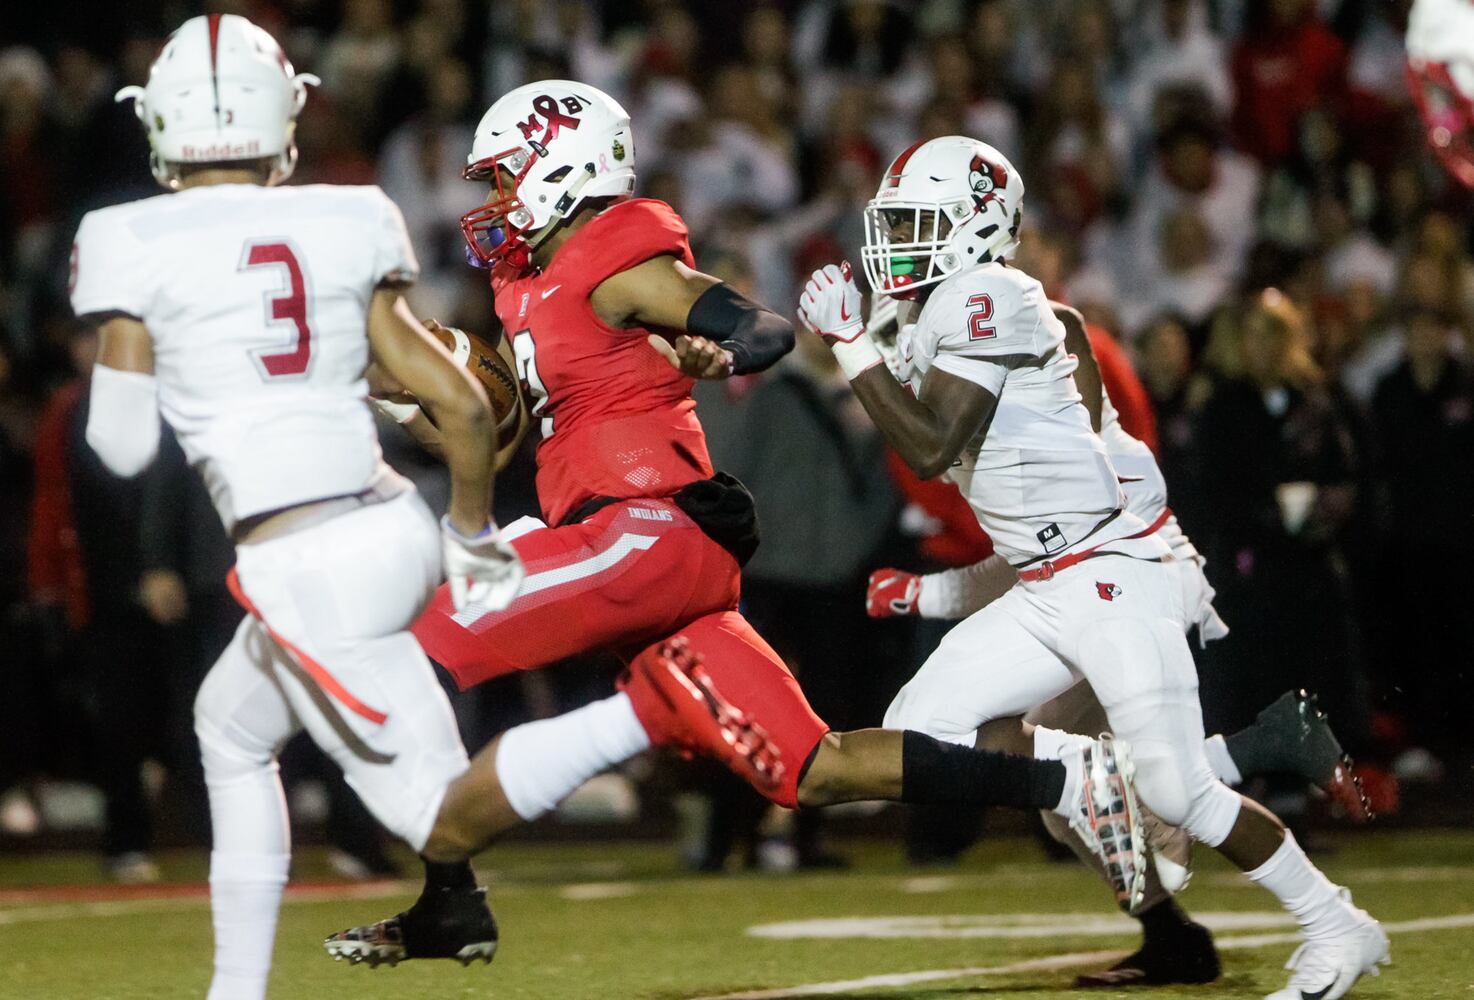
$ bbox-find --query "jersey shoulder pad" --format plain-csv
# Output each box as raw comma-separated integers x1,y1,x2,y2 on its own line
558,198,694,293
916,263,1044,360
70,199,162,319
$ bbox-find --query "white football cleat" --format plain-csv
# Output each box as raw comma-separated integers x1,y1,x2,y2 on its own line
1067,735,1147,914
1265,898,1389,1000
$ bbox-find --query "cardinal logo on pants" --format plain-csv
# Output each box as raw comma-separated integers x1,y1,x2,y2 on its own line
1096,582,1121,602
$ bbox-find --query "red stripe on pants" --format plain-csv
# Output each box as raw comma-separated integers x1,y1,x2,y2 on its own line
226,567,389,725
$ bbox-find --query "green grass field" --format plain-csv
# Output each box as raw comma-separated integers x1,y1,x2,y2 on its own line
2,830,1472,1000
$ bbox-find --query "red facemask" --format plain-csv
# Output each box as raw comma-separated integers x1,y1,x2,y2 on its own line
460,146,538,270
1408,58,1474,189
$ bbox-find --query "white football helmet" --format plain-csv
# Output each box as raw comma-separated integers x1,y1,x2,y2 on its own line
116,14,317,190
1406,0,1474,189
461,80,636,270
861,136,1024,298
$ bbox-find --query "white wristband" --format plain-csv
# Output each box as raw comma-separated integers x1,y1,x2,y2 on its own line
372,396,420,424
830,335,885,381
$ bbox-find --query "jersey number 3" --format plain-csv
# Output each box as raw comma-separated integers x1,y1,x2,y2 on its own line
241,240,314,379
966,293,996,341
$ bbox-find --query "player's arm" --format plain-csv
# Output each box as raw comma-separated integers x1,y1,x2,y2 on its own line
852,364,999,479
591,255,794,378
367,327,529,471
367,290,522,609
366,290,494,534
1053,302,1102,432
797,263,999,479
86,315,162,478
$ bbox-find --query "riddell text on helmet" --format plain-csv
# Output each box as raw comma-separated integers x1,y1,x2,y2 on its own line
181,140,263,160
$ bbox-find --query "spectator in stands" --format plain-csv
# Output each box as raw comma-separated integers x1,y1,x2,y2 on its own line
1231,0,1348,166
1117,116,1261,336
1194,292,1371,759
1125,0,1233,146
1369,309,1474,755
28,324,168,882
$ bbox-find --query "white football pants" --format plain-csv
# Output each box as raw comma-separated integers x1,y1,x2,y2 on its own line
886,546,1241,846
195,488,470,857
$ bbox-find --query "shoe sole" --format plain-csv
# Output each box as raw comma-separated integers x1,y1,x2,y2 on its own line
1088,738,1147,916
325,939,497,967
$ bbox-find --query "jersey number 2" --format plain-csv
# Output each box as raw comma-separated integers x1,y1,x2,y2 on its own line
966,294,996,341
241,241,313,378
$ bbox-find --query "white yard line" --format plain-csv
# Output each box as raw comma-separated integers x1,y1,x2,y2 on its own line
698,913,1474,1000
0,880,418,926
560,881,640,900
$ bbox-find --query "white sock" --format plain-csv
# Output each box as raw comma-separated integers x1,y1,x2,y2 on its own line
1032,725,1092,760
206,851,290,1000
1033,727,1095,817
495,692,652,821
1247,832,1356,939
1203,733,1244,786
1051,749,1084,817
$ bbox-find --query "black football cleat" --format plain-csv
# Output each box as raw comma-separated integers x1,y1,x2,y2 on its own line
1232,690,1372,822
324,885,498,967
1075,918,1220,988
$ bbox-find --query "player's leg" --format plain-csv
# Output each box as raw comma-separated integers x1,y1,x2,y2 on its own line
413,505,743,853
631,608,1145,897
413,502,741,688
1204,690,1371,820
327,504,772,963
229,494,509,968
1010,684,1219,988
193,615,302,1000
1060,558,1386,999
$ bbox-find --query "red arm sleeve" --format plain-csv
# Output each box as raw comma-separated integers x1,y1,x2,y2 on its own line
1086,324,1158,453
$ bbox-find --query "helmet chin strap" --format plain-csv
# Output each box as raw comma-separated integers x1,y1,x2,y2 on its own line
525,164,597,250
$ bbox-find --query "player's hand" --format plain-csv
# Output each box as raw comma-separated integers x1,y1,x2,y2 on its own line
866,568,921,618
139,568,189,625
441,518,525,612
647,334,735,379
797,262,865,345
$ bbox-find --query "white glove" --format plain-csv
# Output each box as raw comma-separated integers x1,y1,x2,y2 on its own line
797,262,883,379
441,517,525,612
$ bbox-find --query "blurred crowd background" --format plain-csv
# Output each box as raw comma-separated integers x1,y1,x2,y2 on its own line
2,0,1472,880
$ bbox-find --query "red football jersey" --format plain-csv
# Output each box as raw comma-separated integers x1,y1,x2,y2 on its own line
491,199,714,526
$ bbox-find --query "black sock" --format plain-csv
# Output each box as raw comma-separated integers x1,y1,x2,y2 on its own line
423,859,476,892
900,730,1066,810
1137,895,1194,943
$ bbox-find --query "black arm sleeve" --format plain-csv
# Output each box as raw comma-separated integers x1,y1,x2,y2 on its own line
685,282,795,376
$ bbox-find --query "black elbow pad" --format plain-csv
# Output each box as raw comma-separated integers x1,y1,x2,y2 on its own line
686,282,794,375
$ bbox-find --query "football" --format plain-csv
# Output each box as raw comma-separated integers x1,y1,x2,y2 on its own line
429,323,525,445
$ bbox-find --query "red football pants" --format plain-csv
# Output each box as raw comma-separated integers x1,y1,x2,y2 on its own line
412,497,826,806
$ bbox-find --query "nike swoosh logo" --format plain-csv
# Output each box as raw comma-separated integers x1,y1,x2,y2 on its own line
1301,987,1332,999
540,285,561,299
839,303,851,321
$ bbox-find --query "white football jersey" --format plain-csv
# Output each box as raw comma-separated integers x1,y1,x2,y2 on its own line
1097,387,1201,561
71,183,418,531
896,262,1151,565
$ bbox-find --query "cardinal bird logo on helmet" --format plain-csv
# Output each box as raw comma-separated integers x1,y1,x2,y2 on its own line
969,153,1009,210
